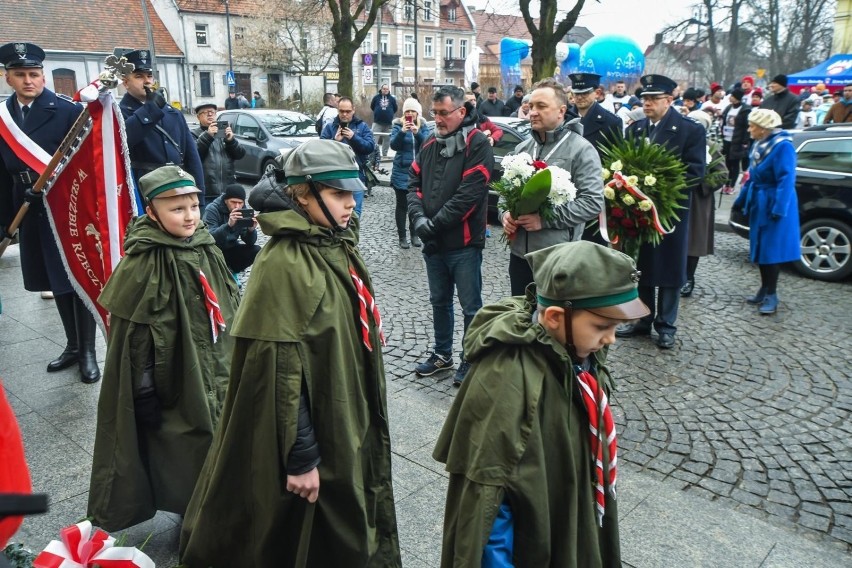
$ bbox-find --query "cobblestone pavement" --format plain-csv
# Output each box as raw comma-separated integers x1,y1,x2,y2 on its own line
352,186,852,550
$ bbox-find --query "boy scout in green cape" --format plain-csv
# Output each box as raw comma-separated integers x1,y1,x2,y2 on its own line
87,166,239,531
180,140,400,567
434,241,650,567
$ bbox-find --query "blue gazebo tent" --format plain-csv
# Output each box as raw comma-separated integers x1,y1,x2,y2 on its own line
787,54,852,93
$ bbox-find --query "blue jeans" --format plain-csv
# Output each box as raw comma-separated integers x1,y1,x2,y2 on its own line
353,190,364,218
424,247,483,357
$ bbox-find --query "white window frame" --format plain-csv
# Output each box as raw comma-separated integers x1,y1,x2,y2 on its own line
361,32,373,53
459,39,468,59
424,0,433,21
449,7,457,22
195,23,209,46
404,1,413,20
424,37,433,59
404,34,415,58
380,33,389,54
445,38,454,60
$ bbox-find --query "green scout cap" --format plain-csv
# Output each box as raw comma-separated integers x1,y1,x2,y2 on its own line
284,139,366,192
139,165,201,201
526,241,650,320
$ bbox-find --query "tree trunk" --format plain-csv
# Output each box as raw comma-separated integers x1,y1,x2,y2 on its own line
335,41,356,96
530,31,557,82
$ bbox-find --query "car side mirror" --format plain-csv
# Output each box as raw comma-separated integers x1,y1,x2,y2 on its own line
242,132,257,141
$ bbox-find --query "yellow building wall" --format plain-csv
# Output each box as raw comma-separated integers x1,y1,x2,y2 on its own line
835,0,852,54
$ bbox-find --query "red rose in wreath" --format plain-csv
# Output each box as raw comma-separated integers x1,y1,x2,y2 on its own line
532,160,548,170
610,207,625,218
620,218,635,228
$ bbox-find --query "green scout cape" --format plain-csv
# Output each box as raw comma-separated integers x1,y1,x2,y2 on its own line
433,292,621,568
88,216,240,531
180,207,400,568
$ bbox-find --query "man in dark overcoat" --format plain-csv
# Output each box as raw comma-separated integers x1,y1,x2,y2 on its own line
118,49,205,209
0,42,100,382
618,75,706,349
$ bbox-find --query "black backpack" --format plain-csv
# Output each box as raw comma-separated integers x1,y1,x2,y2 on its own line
315,107,329,134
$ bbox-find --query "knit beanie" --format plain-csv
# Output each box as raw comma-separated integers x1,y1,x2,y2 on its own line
748,108,782,130
770,74,788,88
223,183,246,201
402,97,422,116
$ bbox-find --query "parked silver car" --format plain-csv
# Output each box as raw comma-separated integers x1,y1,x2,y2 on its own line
216,109,317,180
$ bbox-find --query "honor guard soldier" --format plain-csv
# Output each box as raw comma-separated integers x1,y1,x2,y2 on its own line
617,74,706,349
568,73,623,160
0,42,101,383
118,48,205,209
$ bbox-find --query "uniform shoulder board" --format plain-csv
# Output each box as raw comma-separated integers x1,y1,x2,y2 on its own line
57,93,77,103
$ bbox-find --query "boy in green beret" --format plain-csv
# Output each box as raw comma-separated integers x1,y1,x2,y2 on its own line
434,241,649,567
180,140,400,567
88,165,240,531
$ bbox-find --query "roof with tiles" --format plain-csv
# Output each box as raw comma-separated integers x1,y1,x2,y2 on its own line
1,0,182,56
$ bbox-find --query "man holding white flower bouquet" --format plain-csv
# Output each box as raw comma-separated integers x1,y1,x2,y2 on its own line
500,77,605,296
618,74,706,349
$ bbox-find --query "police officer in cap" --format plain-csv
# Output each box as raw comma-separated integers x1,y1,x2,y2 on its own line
118,48,205,209
569,73,623,159
0,42,101,383
617,74,706,349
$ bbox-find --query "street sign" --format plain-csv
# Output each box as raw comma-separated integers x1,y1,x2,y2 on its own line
363,66,374,84
226,70,236,87
363,53,373,66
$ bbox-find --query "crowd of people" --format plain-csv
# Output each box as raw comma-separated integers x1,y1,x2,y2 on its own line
0,38,820,566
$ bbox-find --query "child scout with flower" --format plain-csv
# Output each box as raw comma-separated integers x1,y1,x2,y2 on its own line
180,139,400,567
87,165,239,532
433,241,649,567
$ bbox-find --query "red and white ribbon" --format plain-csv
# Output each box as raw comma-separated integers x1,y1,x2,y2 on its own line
349,265,386,352
0,101,51,174
33,520,154,568
576,370,618,528
199,270,227,343
609,171,673,237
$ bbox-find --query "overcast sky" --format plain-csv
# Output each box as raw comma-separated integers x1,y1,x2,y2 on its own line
465,0,696,49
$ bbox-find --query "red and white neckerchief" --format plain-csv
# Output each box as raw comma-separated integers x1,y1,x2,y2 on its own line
198,270,226,343
349,265,386,352
576,368,618,528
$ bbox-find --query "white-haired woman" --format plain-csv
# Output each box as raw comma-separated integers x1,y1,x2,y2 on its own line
732,109,800,314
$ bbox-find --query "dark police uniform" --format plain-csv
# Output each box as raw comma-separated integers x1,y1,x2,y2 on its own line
568,73,623,159
623,75,706,347
0,42,100,383
119,49,205,207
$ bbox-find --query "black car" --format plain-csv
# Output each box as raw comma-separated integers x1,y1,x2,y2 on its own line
728,124,852,281
216,109,318,180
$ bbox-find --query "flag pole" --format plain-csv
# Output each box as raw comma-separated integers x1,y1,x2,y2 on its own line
0,109,92,258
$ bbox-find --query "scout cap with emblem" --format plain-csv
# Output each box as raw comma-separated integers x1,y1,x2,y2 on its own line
139,165,202,201
122,49,153,72
0,42,45,69
284,139,366,192
568,72,601,94
639,74,677,96
526,241,650,320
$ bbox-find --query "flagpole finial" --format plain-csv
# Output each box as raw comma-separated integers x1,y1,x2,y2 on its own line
100,55,135,89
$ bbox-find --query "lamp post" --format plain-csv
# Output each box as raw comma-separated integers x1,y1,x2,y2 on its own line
224,0,235,90
406,0,427,89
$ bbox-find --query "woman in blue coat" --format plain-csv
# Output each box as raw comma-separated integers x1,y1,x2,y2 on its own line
390,97,430,248
733,109,800,314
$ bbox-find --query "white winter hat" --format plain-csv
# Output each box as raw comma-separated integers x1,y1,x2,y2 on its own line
402,97,422,116
748,108,782,130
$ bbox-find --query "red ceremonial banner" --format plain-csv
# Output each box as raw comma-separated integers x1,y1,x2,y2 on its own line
44,83,137,334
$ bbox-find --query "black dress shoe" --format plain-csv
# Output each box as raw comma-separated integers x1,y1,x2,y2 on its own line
680,279,695,297
656,332,675,349
47,348,79,372
615,322,652,338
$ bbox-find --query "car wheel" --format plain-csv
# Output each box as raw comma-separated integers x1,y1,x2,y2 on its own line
261,158,277,178
796,218,852,282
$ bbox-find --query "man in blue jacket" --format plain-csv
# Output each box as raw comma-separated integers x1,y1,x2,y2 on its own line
118,49,205,210
321,96,374,217
370,84,397,165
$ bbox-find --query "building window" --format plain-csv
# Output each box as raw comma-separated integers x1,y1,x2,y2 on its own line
195,23,208,46
445,38,454,60
234,26,245,46
449,7,457,22
199,71,212,97
445,78,454,85
300,31,310,52
380,33,389,54
404,35,415,58
361,32,373,53
424,0,433,21
424,37,433,58
404,1,413,20
52,68,77,96
459,39,468,59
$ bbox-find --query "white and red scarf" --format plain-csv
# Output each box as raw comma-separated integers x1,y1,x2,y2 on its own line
0,99,51,173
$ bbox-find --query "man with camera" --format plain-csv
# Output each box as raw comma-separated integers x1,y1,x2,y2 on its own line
320,96,374,217
118,48,205,208
202,183,260,275
191,103,246,209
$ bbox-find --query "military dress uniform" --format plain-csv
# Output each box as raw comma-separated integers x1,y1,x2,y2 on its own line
0,42,100,383
569,73,624,159
118,49,205,208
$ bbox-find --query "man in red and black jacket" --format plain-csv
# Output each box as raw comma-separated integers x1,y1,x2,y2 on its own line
408,86,494,386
